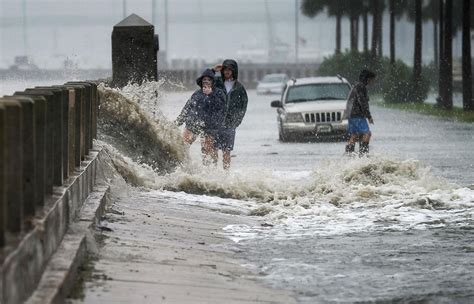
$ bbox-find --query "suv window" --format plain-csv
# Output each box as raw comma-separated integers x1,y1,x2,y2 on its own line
262,75,287,83
286,83,350,103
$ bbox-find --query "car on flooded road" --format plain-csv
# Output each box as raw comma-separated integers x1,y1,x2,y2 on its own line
270,76,351,142
256,73,289,95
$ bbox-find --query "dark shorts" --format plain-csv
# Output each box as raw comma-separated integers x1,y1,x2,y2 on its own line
185,122,203,135
214,128,236,151
347,117,371,136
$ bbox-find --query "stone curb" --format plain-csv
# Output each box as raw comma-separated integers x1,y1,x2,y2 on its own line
26,185,109,304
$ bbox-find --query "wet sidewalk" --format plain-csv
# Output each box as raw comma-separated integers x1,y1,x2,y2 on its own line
67,188,295,304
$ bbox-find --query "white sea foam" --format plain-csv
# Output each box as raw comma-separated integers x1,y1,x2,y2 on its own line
97,82,474,241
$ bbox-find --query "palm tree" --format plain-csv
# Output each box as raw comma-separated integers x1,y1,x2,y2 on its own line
413,0,423,102
439,0,453,109
326,2,346,54
362,1,369,53
423,0,441,68
389,0,409,65
371,0,380,58
302,0,347,55
437,0,444,106
462,0,472,110
346,0,365,52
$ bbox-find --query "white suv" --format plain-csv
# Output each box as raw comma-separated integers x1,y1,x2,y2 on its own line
270,76,351,141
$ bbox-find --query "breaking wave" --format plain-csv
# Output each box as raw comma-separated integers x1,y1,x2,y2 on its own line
97,82,474,239
98,81,188,173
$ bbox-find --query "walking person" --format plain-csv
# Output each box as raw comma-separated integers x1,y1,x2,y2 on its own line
212,59,248,170
175,68,226,164
344,69,376,155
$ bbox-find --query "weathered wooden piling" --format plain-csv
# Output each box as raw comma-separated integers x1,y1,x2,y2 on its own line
63,84,85,165
0,104,5,246
14,91,55,194
2,96,36,225
25,89,63,187
65,82,93,155
0,99,23,233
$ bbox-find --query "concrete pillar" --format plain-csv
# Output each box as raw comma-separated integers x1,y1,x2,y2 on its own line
60,86,78,175
64,83,87,161
32,88,66,185
112,14,158,87
25,89,63,186
66,82,93,154
89,82,98,141
45,86,70,179
63,84,84,167
0,100,23,233
15,91,54,195
0,104,5,246
2,97,36,224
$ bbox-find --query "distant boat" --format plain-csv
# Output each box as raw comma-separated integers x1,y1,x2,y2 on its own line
8,56,39,71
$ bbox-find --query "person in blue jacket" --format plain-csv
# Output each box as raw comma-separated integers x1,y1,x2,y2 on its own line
176,68,226,164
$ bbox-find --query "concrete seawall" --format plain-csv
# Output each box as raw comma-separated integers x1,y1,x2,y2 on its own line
0,147,109,304
0,80,109,304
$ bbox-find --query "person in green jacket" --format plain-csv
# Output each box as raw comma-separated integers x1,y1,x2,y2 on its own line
212,59,248,170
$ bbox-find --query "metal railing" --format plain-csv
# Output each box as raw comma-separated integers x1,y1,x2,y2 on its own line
159,63,319,89
0,81,98,248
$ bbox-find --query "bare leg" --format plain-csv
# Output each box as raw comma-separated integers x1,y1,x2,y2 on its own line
345,134,358,153
183,129,197,145
201,135,218,166
362,133,371,143
223,150,231,170
360,133,371,155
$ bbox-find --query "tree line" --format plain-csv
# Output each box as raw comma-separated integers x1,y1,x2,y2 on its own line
301,0,473,111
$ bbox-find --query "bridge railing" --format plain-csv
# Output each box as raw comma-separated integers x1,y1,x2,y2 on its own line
159,63,320,89
0,81,98,249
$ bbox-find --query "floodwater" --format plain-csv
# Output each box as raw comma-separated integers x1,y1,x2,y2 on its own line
90,81,474,303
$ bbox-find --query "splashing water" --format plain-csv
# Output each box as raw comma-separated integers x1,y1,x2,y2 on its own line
97,81,188,172
97,82,474,241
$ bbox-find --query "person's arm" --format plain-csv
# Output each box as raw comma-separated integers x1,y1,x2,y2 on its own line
215,89,227,127
212,64,225,90
232,87,248,128
175,91,198,125
175,98,192,126
359,87,372,121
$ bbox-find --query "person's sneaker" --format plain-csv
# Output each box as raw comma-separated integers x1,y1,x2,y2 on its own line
345,144,355,154
359,142,369,156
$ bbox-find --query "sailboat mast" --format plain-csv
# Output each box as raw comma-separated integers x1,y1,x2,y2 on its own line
265,0,274,61
164,0,169,52
295,0,299,63
22,0,28,56
122,0,127,19
152,0,156,25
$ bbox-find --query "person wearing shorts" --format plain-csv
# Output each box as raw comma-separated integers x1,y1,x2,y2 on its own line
343,69,376,155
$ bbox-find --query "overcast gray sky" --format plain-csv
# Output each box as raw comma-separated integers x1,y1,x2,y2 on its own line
0,0,462,69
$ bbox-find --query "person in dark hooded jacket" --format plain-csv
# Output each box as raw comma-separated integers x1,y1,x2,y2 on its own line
343,69,376,155
211,59,248,169
176,68,226,164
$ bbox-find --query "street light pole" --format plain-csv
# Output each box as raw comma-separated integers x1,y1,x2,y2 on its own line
152,0,156,25
295,0,299,64
165,0,169,52
22,0,28,56
122,0,127,19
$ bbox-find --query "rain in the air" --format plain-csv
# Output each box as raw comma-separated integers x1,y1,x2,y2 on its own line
0,0,473,303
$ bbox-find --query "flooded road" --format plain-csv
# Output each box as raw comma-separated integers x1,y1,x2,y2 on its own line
73,83,474,303
159,88,474,302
